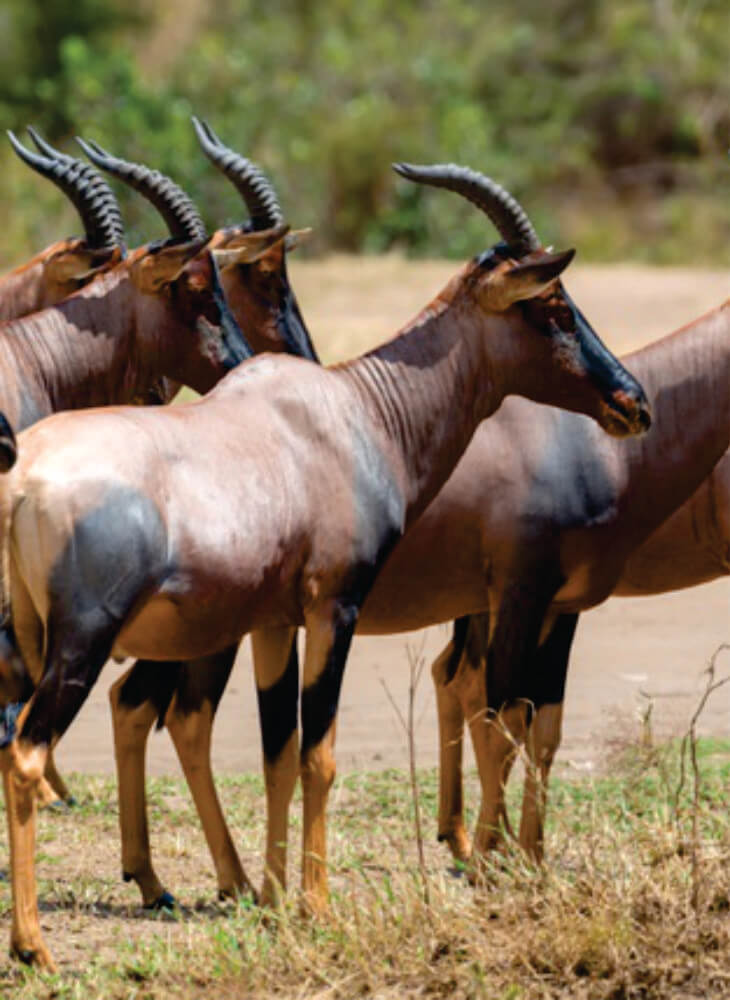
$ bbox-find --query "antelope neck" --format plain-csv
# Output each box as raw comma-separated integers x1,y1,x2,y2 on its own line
0,267,141,428
0,255,47,321
611,301,730,543
337,287,515,524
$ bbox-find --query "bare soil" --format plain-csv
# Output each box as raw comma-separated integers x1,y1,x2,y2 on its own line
55,259,730,781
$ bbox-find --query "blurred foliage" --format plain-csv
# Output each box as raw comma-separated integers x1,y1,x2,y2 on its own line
0,0,728,266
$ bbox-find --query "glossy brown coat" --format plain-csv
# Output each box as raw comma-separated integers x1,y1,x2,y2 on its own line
119,295,730,906
0,210,649,966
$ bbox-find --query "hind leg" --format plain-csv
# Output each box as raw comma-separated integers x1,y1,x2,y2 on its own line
2,728,52,968
5,584,126,967
109,665,168,906
433,617,490,864
253,627,299,907
41,749,73,804
1,573,54,967
165,646,252,901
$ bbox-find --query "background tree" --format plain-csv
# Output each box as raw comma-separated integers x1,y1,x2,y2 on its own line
0,0,728,265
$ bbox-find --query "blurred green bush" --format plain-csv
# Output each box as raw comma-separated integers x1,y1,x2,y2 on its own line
0,0,728,266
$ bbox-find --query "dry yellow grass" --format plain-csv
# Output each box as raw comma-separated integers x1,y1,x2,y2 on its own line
1,727,728,999
287,255,729,362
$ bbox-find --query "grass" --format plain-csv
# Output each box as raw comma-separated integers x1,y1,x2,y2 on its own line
0,731,728,998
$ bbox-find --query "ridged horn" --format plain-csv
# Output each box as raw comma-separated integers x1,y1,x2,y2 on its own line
26,125,74,163
7,128,125,250
76,137,207,242
392,162,540,252
192,116,283,230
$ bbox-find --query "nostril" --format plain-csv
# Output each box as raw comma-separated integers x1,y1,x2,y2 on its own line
638,406,652,432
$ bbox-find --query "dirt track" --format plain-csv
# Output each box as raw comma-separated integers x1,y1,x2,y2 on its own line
56,259,730,779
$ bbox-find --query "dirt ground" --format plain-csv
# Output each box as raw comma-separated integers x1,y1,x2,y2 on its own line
55,258,730,780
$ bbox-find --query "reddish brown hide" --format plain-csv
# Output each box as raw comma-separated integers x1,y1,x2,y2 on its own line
0,235,266,435
424,300,730,867
0,238,118,320
0,163,649,968
0,131,317,836
113,298,730,908
107,165,664,912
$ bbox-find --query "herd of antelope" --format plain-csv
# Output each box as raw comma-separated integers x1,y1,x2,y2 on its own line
0,117,724,972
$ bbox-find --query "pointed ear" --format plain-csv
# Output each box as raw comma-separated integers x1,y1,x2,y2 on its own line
211,221,289,252
283,228,312,252
45,243,117,284
212,225,292,270
131,238,209,293
482,248,575,310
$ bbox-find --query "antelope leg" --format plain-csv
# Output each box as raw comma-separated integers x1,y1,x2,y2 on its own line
165,646,251,900
519,613,577,860
109,666,167,906
2,735,54,970
300,603,358,914
253,626,299,907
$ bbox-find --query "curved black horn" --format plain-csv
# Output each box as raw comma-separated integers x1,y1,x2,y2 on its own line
191,116,283,231
26,125,74,164
76,137,207,242
7,128,125,250
392,162,540,252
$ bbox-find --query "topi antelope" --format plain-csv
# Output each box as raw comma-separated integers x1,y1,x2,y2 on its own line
0,132,285,804
113,300,730,901
0,128,124,319
428,294,730,867
77,119,318,370
94,121,320,907
103,165,674,912
0,128,314,807
0,137,264,442
20,123,320,834
0,162,650,968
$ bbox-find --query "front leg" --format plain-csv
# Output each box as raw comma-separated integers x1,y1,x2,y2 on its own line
519,613,577,861
432,617,474,863
300,602,359,913
471,576,559,863
252,626,299,907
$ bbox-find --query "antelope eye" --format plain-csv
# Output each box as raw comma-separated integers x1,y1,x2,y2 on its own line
550,305,575,333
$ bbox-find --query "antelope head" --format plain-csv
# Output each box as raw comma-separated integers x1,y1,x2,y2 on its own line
394,163,651,437
74,138,296,396
7,127,125,301
192,117,319,362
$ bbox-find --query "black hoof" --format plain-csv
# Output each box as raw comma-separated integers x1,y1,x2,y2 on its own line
12,947,37,965
46,798,70,813
144,890,176,911
122,871,134,883
65,795,78,808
